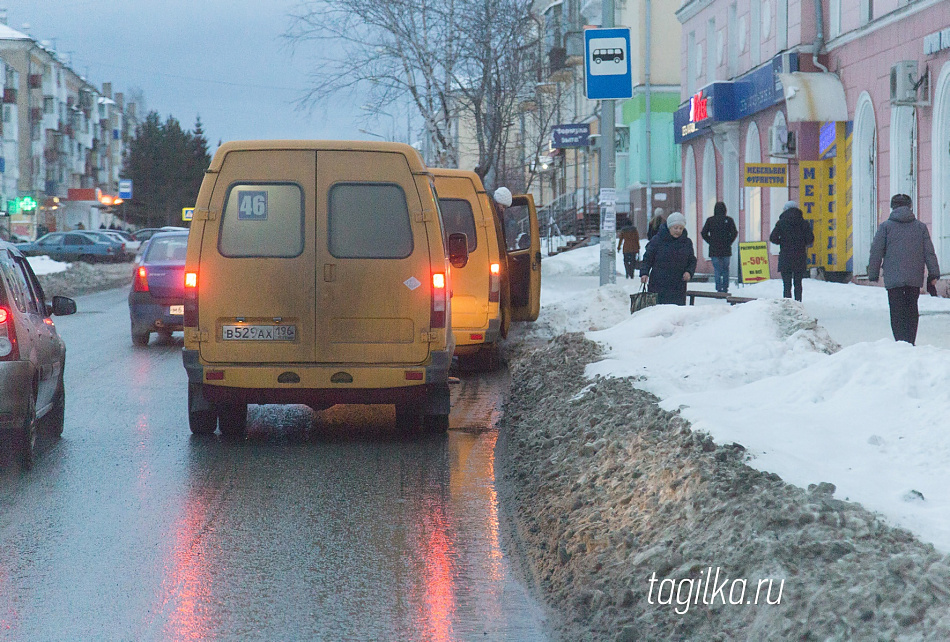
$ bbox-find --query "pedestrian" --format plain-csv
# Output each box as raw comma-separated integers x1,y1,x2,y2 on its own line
700,201,738,293
867,194,940,345
769,200,814,302
647,207,666,241
617,218,641,279
640,211,696,305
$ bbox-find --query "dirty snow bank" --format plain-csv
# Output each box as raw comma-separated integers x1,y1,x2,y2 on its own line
498,333,950,640
36,261,133,298
587,298,950,552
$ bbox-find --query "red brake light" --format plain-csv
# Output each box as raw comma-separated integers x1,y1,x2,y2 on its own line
0,305,18,360
430,271,446,329
489,262,501,303
184,271,198,326
133,265,149,292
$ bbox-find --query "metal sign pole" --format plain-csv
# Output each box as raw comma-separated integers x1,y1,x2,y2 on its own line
599,0,617,286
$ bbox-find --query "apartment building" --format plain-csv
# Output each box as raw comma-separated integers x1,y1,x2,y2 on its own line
0,17,138,238
676,0,949,279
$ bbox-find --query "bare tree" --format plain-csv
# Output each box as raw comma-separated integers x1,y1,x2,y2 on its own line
286,0,462,167
286,0,560,192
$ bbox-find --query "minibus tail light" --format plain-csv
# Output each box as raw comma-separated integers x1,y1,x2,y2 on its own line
489,262,501,302
184,271,199,327
430,271,446,329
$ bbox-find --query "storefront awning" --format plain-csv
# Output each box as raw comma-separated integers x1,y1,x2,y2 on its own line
777,72,849,122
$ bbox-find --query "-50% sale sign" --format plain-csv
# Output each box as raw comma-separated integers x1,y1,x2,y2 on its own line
738,242,771,283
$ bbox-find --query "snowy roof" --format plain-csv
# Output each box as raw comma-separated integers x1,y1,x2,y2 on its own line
97,96,116,106
0,23,31,41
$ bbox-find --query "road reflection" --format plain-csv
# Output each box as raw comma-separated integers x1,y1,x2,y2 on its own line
161,401,546,640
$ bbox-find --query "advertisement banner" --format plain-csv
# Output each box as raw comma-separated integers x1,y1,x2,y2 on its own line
738,241,770,283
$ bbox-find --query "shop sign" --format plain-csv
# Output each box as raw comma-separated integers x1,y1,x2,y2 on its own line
800,123,853,272
744,163,788,187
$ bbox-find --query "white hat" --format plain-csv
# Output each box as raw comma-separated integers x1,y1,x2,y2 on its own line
666,212,686,228
783,200,799,211
493,187,513,207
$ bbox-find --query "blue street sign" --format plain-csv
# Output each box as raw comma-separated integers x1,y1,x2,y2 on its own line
584,28,633,100
119,179,133,199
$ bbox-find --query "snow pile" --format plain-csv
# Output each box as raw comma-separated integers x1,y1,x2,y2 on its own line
534,244,950,551
499,334,950,640
27,255,70,275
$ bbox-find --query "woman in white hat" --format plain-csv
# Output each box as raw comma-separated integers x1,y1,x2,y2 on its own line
640,211,696,305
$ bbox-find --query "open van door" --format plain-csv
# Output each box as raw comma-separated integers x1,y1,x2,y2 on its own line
503,194,541,322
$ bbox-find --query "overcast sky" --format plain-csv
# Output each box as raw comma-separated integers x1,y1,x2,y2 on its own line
5,0,386,153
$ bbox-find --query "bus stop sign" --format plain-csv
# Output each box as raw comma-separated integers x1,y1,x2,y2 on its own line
584,27,633,100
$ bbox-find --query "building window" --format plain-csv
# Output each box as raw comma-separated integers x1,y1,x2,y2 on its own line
751,2,761,65
44,96,54,114
687,31,697,95
728,4,738,78
2,105,10,123
830,0,841,39
860,0,872,26
777,0,788,51
707,19,717,84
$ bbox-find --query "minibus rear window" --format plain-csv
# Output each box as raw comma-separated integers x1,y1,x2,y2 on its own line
437,198,477,252
219,183,304,258
328,183,413,259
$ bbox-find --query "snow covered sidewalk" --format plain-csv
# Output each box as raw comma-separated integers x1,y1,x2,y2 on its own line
537,244,950,552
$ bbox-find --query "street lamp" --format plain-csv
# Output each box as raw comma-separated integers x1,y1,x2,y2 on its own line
358,128,386,140
361,105,398,141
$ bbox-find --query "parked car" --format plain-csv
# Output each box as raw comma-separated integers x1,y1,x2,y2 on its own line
0,239,77,465
15,232,125,263
81,230,131,262
103,229,141,254
131,227,188,245
128,231,189,346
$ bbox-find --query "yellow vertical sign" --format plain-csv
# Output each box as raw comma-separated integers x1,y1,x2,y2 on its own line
800,160,832,270
833,121,853,272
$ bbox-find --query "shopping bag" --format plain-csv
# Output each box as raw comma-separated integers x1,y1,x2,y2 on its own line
630,284,658,314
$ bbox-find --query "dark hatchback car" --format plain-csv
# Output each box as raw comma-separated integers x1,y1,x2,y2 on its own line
128,231,189,346
0,240,77,466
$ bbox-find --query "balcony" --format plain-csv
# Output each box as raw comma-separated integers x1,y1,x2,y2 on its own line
547,47,572,82
565,32,585,66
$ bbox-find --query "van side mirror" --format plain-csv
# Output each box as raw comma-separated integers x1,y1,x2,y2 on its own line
448,233,469,269
50,296,77,316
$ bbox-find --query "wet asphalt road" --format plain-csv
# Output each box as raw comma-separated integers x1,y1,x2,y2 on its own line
0,287,548,641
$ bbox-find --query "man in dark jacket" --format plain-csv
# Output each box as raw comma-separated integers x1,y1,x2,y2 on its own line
867,194,940,345
769,201,814,301
640,211,697,305
700,201,738,293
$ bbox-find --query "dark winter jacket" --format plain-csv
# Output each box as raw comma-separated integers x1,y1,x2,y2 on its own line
701,212,738,257
867,205,940,289
640,224,697,303
769,208,814,273
647,215,665,241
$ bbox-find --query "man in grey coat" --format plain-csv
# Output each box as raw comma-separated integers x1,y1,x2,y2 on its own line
867,194,940,345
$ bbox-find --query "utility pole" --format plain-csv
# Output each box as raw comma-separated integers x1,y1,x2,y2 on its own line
598,0,616,286
645,0,653,221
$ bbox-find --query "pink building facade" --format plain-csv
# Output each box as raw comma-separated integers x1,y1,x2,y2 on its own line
675,0,950,280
